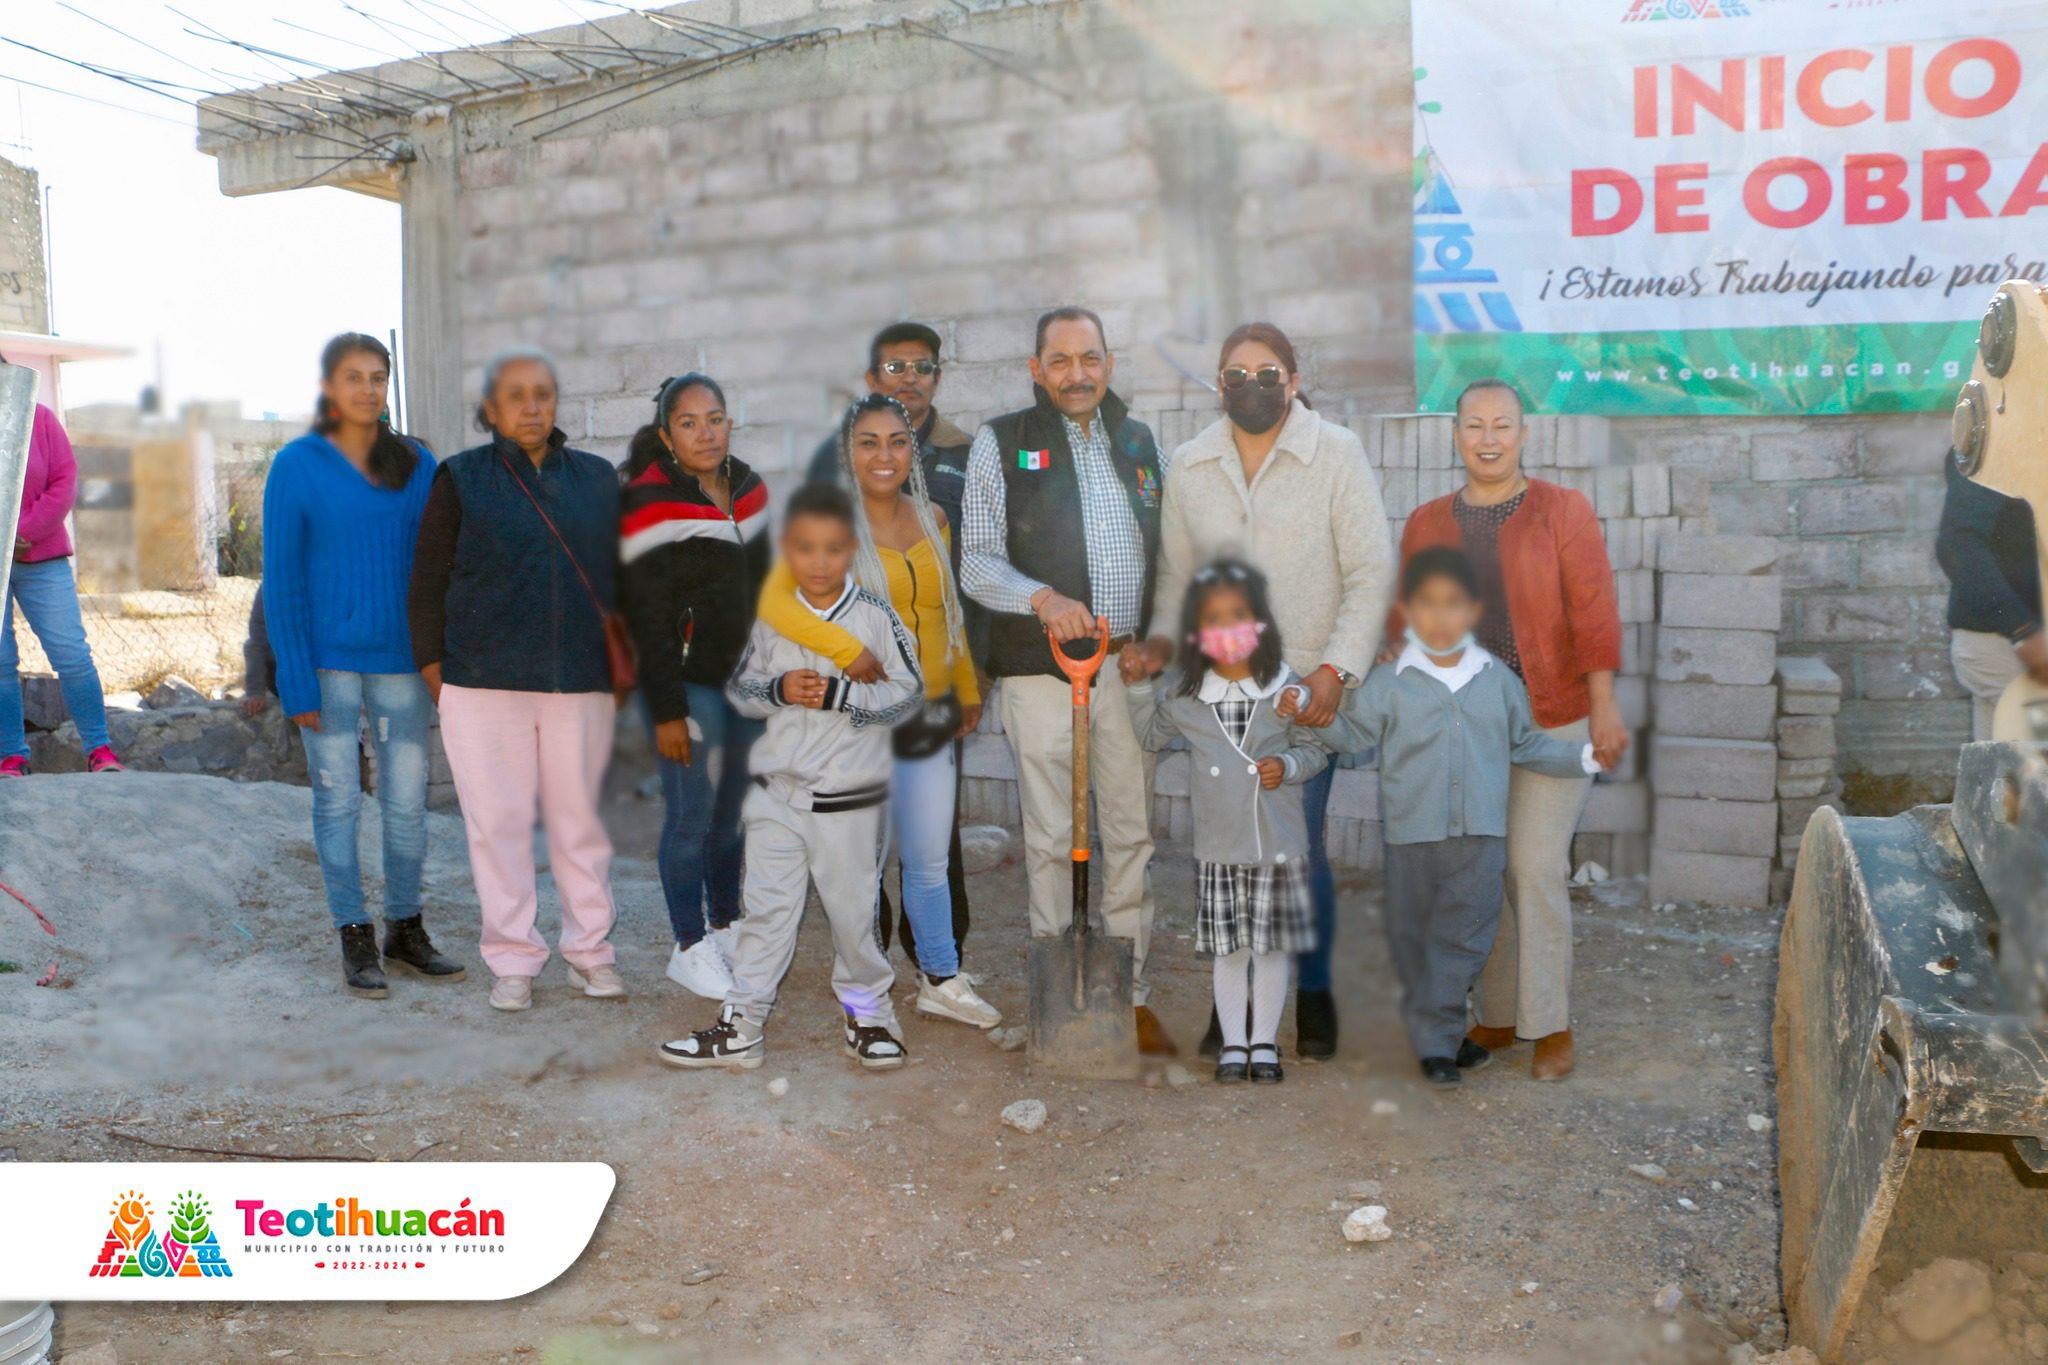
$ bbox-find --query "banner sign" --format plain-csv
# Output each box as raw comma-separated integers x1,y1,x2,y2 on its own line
1411,0,2048,414
0,1163,613,1300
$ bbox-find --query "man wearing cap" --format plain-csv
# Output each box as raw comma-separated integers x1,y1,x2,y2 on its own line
960,305,1178,1057
805,322,982,968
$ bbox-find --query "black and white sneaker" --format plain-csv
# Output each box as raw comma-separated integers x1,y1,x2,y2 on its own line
659,1004,764,1070
844,1018,907,1071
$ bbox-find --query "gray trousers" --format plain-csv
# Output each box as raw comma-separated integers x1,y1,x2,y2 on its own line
1382,835,1510,1061
725,783,900,1032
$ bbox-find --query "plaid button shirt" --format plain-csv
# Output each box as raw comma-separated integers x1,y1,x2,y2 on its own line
961,410,1168,639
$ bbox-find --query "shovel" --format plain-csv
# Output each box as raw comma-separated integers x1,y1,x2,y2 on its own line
1027,619,1140,1080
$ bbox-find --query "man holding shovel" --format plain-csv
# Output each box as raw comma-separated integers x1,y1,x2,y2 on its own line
961,307,1178,1057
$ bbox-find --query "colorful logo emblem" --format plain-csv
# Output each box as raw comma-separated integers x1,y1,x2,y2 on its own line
89,1190,233,1279
1622,0,1751,19
1134,466,1160,503
1017,449,1050,471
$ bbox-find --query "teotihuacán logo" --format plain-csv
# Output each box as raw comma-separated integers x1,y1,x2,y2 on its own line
90,1190,233,1280
88,1186,511,1280
5,1161,611,1300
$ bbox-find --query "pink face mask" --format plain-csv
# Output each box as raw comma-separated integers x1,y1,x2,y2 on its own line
1197,621,1266,666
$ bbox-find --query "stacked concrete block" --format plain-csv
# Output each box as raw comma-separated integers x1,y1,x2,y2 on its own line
959,692,1022,828
1648,534,1786,907
1772,657,1845,900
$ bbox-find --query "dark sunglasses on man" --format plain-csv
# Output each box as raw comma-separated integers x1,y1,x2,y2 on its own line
879,359,941,377
1218,365,1287,391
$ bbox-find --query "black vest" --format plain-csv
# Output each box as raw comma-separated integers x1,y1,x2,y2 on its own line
441,436,619,695
984,387,1163,680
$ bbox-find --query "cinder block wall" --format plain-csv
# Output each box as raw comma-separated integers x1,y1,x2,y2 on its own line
429,0,1964,807
0,154,49,334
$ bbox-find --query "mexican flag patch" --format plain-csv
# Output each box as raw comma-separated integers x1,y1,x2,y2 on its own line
1017,449,1050,471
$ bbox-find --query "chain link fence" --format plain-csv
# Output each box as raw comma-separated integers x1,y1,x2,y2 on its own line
9,421,276,705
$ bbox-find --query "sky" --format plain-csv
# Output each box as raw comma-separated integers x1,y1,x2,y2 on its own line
1,0,628,419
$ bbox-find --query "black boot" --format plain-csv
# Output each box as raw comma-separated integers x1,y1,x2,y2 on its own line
1296,989,1338,1061
340,923,389,999
382,915,466,981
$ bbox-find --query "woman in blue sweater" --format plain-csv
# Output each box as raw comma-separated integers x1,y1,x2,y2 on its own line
263,333,464,999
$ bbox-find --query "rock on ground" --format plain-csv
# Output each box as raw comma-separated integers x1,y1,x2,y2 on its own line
144,676,209,709
1000,1099,1047,1134
30,706,304,783
1341,1205,1391,1243
1886,1258,1994,1345
959,824,1012,875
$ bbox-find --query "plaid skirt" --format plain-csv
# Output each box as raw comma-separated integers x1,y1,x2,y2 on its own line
1195,858,1316,956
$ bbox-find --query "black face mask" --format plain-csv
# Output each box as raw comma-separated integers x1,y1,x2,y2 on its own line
1224,384,1289,435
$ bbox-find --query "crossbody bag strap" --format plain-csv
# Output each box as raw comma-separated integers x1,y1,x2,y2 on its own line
494,447,607,621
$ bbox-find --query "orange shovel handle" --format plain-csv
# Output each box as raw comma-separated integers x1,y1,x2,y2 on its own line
1049,618,1112,707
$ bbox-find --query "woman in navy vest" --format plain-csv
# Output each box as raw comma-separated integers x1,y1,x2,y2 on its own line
262,332,462,1000
408,347,625,1013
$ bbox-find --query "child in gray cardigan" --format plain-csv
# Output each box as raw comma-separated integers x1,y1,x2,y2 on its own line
1286,547,1606,1088
1128,560,1329,1084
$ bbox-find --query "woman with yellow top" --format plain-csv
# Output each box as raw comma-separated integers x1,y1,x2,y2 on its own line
756,393,1000,1029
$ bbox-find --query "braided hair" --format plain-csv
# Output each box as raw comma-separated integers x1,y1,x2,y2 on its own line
838,392,966,669
314,332,418,490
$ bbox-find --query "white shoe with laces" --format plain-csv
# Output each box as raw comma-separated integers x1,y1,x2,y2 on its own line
916,973,1002,1029
666,939,735,999
844,1018,908,1070
567,963,628,999
660,1004,764,1070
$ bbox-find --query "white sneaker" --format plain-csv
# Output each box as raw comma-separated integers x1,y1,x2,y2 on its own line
567,963,628,999
489,976,533,1012
708,920,743,966
666,939,736,999
660,1004,764,1070
916,973,1002,1029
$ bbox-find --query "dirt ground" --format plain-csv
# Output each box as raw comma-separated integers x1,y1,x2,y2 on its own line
2,771,1791,1363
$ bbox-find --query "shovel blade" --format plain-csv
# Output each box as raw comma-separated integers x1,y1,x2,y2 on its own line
1026,929,1140,1080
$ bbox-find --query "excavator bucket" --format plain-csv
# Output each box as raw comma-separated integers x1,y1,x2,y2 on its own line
1774,744,2048,1360
1776,282,2048,1360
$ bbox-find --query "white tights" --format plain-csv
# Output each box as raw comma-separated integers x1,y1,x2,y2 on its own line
1213,948,1290,1051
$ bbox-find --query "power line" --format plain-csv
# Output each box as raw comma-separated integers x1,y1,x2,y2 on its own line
0,69,194,130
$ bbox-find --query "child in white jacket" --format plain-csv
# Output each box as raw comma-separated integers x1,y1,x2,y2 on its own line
660,485,924,1072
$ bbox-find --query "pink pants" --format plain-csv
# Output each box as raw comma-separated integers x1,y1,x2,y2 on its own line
439,684,619,979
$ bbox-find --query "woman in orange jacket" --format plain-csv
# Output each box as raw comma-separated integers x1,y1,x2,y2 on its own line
1386,379,1627,1081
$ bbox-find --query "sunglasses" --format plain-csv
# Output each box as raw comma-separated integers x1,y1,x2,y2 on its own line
879,359,940,377
1218,365,1288,391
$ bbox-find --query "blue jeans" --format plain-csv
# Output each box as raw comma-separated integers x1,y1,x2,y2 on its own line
1293,763,1340,993
0,557,112,759
657,682,763,948
299,670,430,930
891,742,960,979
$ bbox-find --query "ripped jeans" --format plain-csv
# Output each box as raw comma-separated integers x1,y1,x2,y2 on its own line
299,670,431,930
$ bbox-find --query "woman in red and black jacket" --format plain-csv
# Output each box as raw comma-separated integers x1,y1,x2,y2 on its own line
618,373,771,1000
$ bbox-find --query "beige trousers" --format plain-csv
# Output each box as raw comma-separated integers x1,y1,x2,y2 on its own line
999,667,1158,1005
1951,629,2022,743
1473,717,1592,1040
